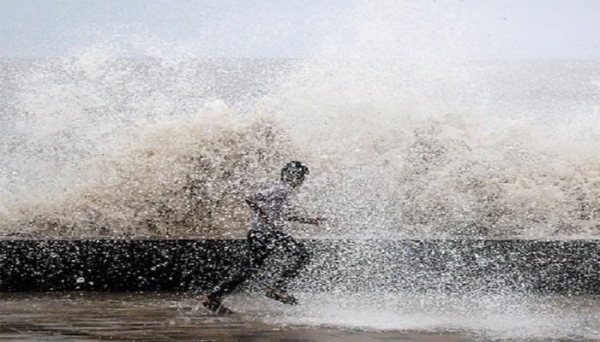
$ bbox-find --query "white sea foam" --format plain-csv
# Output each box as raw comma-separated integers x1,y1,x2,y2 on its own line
0,2,599,238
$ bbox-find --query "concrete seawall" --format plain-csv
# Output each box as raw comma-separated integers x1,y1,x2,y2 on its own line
1,239,598,294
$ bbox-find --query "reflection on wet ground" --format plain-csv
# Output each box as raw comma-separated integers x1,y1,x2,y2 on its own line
0,292,598,341
0,293,460,342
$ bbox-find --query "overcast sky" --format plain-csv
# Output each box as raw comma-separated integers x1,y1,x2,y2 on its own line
1,0,599,60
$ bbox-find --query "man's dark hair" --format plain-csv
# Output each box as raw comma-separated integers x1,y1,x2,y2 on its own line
281,161,309,180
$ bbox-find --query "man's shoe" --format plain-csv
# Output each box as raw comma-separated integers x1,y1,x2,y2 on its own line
265,288,298,305
201,295,234,314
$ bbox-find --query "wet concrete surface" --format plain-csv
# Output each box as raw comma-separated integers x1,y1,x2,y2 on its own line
1,292,598,341
0,293,463,342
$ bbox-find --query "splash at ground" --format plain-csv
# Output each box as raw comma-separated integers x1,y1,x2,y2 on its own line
230,292,600,341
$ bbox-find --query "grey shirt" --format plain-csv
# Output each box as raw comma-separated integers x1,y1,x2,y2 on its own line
249,181,293,231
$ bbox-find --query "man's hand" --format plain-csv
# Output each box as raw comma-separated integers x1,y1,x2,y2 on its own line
304,217,327,226
287,216,327,225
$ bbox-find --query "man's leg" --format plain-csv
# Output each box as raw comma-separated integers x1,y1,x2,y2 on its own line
210,230,272,298
202,230,272,312
273,234,310,290
265,232,310,305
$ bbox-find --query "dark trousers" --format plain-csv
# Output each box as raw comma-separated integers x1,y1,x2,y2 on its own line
210,229,310,299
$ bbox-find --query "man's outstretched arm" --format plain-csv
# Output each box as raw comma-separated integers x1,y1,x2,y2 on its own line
286,216,327,225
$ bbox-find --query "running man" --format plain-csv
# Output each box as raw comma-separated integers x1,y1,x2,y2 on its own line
201,161,325,313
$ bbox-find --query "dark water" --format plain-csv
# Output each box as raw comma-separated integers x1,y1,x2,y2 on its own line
1,292,598,341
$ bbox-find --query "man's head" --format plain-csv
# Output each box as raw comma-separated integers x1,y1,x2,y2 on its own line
281,161,309,188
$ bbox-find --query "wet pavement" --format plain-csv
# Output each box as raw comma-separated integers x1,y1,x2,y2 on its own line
0,292,598,341
0,293,462,341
